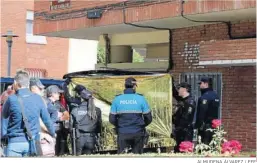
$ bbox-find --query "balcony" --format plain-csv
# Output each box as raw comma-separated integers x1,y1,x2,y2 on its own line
34,0,256,40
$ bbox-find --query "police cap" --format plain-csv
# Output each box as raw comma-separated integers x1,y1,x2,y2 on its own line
198,76,212,84
46,85,64,97
125,77,137,87
74,84,86,93
80,89,92,100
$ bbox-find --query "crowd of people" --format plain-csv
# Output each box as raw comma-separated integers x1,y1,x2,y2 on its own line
0,70,220,157
0,70,102,157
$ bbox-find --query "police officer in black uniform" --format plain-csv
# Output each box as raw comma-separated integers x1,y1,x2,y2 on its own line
62,80,84,156
172,81,196,153
195,77,220,145
70,85,102,155
62,79,82,112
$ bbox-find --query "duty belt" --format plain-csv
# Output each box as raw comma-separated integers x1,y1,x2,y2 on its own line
79,133,95,136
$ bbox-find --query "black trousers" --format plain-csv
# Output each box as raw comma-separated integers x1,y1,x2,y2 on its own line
117,132,144,154
55,129,69,156
174,128,193,153
75,133,96,156
198,128,213,145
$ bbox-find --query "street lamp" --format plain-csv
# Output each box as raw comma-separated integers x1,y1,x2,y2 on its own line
1,30,18,76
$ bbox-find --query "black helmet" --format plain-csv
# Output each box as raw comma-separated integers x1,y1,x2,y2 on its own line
74,84,86,93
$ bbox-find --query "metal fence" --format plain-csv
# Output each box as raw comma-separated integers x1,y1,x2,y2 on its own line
179,72,223,118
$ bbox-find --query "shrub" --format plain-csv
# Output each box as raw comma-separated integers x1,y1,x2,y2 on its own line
180,119,242,156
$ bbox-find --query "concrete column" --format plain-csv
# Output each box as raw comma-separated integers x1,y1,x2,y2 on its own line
146,43,169,59
110,46,132,63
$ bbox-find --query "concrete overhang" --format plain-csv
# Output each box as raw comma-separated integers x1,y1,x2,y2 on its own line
95,62,169,72
38,8,256,40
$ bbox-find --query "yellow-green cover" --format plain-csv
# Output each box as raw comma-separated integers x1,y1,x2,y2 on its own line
68,74,174,150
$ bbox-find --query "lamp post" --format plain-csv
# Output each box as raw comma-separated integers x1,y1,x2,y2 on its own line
1,30,18,76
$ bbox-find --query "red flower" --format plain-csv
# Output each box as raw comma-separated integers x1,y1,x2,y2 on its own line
212,119,222,128
222,140,242,154
179,141,193,153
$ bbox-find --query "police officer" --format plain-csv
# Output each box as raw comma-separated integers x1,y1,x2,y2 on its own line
70,85,102,155
62,80,83,155
172,82,196,153
195,77,220,145
62,79,82,112
109,77,152,154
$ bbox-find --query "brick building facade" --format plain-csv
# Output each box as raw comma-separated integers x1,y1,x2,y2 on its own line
172,21,256,151
1,0,69,78
34,0,256,151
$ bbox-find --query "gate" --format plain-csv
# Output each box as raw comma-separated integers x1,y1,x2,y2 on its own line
179,72,223,118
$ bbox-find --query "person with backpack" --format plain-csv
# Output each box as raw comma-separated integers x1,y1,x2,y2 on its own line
70,85,102,155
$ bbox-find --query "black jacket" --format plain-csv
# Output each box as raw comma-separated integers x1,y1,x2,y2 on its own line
172,84,196,129
71,101,102,134
195,88,220,129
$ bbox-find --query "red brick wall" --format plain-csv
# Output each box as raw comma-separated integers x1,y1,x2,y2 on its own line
34,0,256,35
35,0,126,14
221,66,256,150
1,1,69,78
171,20,256,151
199,38,256,61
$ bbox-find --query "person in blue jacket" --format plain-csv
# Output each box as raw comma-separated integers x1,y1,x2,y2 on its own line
109,77,152,154
2,70,55,157
195,77,220,145
45,85,64,132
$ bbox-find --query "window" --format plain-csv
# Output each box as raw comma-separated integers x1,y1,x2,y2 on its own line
26,11,47,44
26,20,33,35
180,72,223,118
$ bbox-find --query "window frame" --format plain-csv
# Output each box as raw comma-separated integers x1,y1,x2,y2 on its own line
26,10,47,45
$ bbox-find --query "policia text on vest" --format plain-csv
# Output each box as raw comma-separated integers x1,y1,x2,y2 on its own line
109,77,152,154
